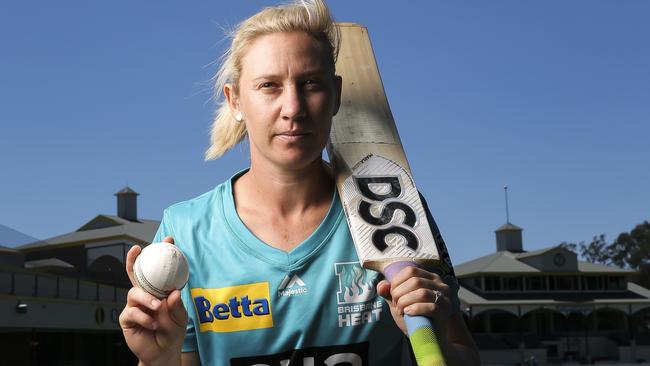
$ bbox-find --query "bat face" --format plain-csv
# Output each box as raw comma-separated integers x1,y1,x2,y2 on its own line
328,23,447,273
336,153,440,271
329,23,456,366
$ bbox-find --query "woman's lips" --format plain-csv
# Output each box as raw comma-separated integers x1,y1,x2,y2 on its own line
277,131,310,142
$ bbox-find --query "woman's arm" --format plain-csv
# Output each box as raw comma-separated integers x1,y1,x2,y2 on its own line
437,312,480,366
181,352,201,366
377,266,480,366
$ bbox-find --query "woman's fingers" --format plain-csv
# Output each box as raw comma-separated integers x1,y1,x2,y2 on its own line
126,237,174,287
120,305,158,331
395,287,442,312
388,266,433,285
127,287,162,311
388,266,450,315
120,288,186,334
388,266,439,298
376,280,392,302
166,290,188,328
403,301,444,317
126,245,142,287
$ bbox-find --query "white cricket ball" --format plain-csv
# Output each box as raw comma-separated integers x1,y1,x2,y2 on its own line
134,242,189,299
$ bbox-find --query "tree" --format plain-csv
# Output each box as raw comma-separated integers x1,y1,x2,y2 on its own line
608,221,650,270
559,242,577,253
560,222,650,288
559,235,611,265
580,234,612,266
559,221,650,270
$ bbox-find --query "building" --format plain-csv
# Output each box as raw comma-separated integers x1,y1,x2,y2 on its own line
0,187,157,365
5,187,650,365
457,221,650,365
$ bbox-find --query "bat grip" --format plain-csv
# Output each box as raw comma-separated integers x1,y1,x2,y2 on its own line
384,262,447,366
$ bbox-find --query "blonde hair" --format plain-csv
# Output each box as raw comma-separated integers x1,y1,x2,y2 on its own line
205,0,340,160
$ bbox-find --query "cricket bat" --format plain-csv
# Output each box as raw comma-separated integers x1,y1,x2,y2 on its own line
328,23,456,366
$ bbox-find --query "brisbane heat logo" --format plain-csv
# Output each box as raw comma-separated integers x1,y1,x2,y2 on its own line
191,282,273,333
334,262,383,328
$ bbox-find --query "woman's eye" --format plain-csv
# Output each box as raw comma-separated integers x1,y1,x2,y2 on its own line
261,82,274,88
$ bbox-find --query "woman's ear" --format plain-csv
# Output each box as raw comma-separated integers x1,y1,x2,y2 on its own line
224,83,241,118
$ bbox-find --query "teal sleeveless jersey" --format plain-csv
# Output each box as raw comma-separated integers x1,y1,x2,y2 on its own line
153,171,410,366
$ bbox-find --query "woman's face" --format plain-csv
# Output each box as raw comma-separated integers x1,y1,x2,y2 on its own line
226,31,341,171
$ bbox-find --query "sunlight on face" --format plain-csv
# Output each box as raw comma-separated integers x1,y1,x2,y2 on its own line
234,32,341,171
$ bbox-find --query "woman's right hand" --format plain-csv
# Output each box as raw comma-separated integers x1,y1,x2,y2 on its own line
119,236,189,365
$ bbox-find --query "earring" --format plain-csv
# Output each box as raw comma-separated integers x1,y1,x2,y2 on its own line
235,112,243,122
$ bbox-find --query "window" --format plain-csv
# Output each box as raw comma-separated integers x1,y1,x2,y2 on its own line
583,276,602,290
606,276,626,290
550,276,575,291
525,276,546,291
485,276,501,291
503,276,521,291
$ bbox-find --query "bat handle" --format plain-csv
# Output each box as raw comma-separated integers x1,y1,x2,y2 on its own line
384,262,447,366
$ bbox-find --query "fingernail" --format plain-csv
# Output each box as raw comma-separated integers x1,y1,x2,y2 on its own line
404,306,412,315
151,299,161,308
151,321,158,330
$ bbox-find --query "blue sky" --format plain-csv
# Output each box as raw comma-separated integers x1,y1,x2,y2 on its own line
1,1,648,265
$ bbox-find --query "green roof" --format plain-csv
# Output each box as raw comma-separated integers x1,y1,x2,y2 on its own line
25,258,75,269
515,246,561,259
495,223,523,232
456,246,636,277
0,245,21,254
115,186,139,195
455,251,538,276
18,215,159,250
578,261,637,274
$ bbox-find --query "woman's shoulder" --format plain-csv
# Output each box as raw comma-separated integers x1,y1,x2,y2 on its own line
163,180,229,220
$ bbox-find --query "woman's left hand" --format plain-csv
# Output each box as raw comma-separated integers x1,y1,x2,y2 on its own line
376,265,454,336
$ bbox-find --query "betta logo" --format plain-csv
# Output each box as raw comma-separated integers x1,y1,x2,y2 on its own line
191,282,273,333
194,295,270,321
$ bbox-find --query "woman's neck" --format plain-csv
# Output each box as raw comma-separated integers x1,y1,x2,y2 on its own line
232,158,335,252
235,158,333,217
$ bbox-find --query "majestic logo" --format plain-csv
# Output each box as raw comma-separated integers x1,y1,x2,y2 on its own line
334,262,383,328
191,282,273,333
230,342,369,366
278,274,308,297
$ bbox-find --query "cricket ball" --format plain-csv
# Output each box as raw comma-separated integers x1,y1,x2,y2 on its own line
134,242,189,299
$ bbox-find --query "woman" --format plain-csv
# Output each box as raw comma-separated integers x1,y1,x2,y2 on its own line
119,1,479,365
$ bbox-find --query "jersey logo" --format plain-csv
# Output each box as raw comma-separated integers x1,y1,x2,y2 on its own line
335,262,376,304
191,282,273,333
278,274,309,297
230,342,369,366
334,262,383,328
